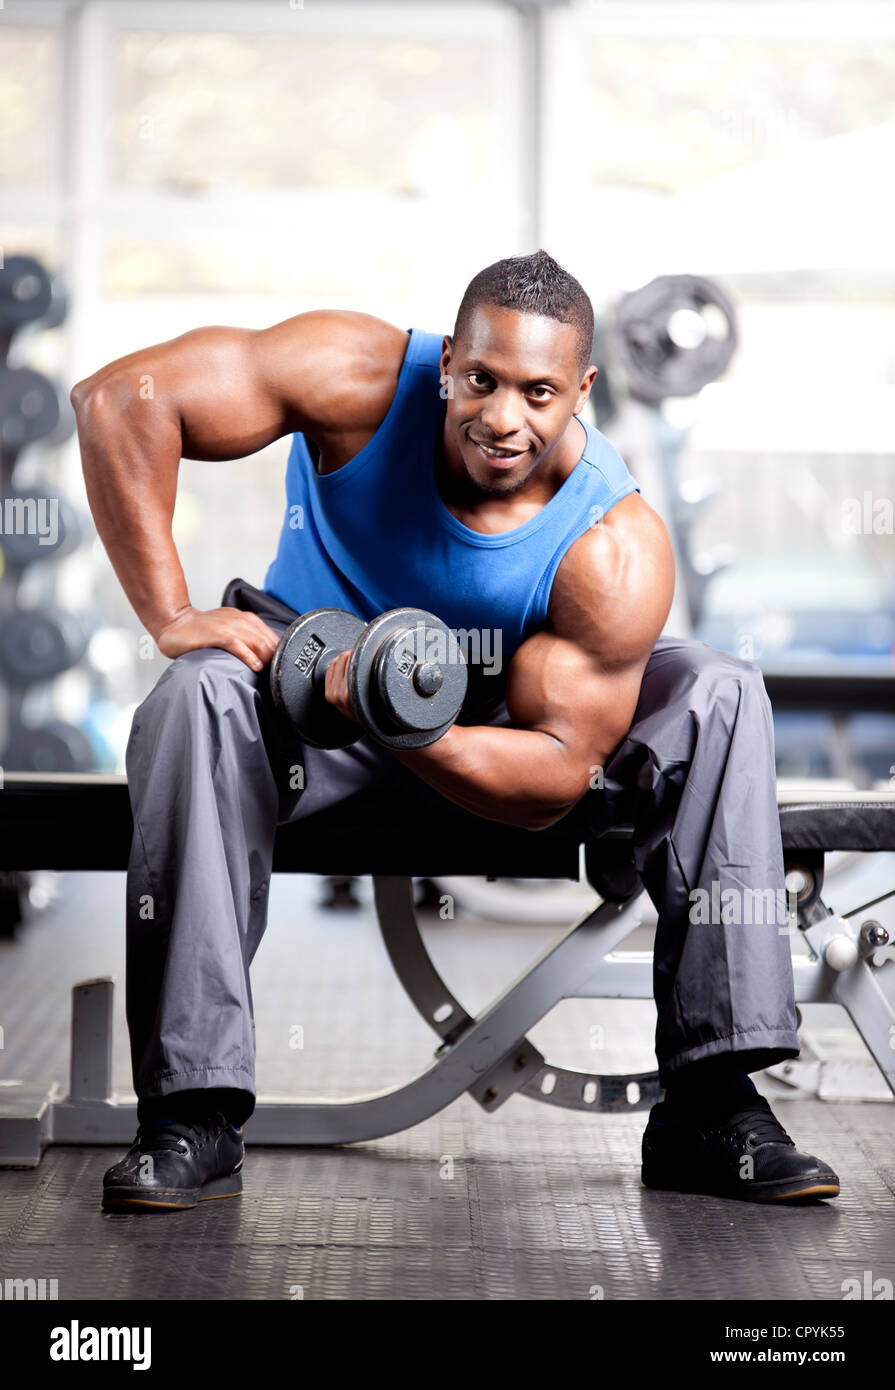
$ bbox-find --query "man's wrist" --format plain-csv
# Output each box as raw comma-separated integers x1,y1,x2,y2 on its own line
389,720,467,771
150,600,194,643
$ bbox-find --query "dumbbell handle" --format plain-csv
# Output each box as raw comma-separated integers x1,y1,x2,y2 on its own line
312,647,342,686
316,641,444,700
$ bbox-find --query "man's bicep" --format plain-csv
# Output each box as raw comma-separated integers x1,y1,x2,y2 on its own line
505,633,646,797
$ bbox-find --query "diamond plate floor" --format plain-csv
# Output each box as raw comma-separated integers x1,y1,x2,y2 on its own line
0,872,893,1300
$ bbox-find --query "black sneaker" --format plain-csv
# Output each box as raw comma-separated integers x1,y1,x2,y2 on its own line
641,1091,840,1202
102,1111,244,1212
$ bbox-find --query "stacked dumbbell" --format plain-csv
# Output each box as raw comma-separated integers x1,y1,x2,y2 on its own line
592,273,738,630
614,275,737,629
0,255,92,775
271,606,468,750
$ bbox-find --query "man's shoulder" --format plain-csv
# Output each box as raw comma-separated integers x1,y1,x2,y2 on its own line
548,493,675,663
263,311,410,437
301,310,411,389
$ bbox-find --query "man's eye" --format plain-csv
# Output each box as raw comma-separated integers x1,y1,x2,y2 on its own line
468,373,490,388
530,386,551,400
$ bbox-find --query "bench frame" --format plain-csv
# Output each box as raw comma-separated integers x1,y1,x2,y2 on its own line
1,783,894,1167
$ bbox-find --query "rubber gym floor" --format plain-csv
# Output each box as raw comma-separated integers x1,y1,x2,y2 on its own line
1,871,893,1301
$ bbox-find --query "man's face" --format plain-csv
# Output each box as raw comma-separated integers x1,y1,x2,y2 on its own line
440,304,595,496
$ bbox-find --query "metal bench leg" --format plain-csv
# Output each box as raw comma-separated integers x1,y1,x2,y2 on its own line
373,875,663,1115
51,979,136,1146
792,890,895,1099
1,877,664,1162
22,869,895,1163
831,938,895,1097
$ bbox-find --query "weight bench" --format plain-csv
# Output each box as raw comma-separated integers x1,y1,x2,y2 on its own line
0,773,893,1167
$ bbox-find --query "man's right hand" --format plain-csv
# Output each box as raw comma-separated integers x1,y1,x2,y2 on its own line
156,607,281,672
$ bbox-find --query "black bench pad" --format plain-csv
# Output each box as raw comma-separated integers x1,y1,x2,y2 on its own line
777,794,895,854
1,775,893,875
0,775,580,878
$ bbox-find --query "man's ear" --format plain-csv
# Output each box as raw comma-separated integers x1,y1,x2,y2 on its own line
440,334,453,375
575,364,598,413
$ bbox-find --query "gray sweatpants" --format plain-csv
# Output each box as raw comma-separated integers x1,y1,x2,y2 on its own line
124,581,799,1124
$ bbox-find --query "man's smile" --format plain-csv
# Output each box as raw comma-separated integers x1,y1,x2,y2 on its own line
468,435,531,466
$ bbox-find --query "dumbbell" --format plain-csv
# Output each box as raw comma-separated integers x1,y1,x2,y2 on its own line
0,366,61,454
614,273,737,403
270,606,467,751
0,604,88,685
0,487,81,572
3,719,94,773
0,256,53,358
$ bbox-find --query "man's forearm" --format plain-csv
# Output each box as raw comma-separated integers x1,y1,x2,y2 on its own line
389,722,586,830
72,378,191,639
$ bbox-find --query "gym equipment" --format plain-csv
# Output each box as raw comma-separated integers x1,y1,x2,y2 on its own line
0,774,892,1165
0,256,53,355
614,273,737,403
2,720,95,773
271,605,467,751
0,253,92,781
0,871,26,938
0,487,81,571
271,608,366,748
40,270,70,333
348,607,468,750
0,366,61,454
0,605,88,684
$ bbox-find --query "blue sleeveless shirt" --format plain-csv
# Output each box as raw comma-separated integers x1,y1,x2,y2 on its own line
263,327,640,677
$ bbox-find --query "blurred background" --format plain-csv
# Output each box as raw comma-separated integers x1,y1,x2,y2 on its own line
1,0,893,780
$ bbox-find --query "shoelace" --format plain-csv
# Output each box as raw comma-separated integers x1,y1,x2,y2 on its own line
720,1103,794,1149
135,1114,222,1153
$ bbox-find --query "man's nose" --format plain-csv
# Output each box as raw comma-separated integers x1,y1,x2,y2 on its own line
479,391,524,438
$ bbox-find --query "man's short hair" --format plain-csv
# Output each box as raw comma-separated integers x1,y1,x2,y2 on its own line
453,249,595,377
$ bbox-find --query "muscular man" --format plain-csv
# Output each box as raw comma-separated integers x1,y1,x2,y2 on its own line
72,250,839,1211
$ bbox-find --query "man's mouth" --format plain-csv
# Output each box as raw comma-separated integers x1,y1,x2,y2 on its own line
469,437,529,464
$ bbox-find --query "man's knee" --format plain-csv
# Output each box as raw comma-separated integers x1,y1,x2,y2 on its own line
661,639,770,710
129,647,261,748
694,645,771,711
148,646,256,701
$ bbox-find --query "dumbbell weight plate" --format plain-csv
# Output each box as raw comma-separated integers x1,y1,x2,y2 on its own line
614,273,737,403
0,366,60,452
0,605,88,685
270,607,367,749
0,488,81,571
348,607,467,751
0,257,52,334
42,272,70,332
3,720,95,772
